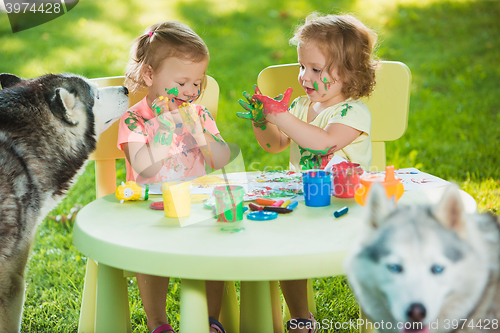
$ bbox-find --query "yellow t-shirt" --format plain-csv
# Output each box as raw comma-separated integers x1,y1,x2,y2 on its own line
288,96,372,170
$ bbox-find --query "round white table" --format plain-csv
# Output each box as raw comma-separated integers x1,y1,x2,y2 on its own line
73,183,477,333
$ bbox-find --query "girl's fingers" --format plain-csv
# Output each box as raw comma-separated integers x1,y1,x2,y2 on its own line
152,96,169,115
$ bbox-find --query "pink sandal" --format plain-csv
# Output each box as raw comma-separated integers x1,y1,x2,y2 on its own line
150,323,175,333
209,317,226,333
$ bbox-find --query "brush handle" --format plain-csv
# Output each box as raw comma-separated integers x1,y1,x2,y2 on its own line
271,200,284,207
255,198,276,206
265,206,292,214
248,203,263,211
249,203,292,214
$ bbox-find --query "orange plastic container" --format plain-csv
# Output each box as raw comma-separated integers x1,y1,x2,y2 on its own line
354,165,404,206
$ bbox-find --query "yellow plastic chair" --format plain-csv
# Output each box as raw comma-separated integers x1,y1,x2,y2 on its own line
77,75,240,333
257,61,412,170
256,61,411,329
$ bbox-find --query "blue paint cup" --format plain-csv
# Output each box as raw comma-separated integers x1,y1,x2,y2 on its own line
302,170,332,207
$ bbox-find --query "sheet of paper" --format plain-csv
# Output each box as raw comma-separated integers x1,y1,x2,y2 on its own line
368,167,451,191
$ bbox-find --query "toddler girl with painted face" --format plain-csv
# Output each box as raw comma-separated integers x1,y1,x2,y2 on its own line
240,13,377,332
118,21,230,333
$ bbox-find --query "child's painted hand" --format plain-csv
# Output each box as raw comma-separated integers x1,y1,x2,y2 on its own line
178,102,205,142
149,97,179,146
237,85,268,129
252,87,293,117
152,96,169,116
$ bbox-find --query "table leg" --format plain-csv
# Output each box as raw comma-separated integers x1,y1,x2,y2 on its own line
219,281,240,333
78,259,98,333
240,281,274,333
180,279,209,333
270,281,284,333
95,263,130,333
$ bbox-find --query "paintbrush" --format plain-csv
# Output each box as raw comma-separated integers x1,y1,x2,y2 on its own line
248,203,292,214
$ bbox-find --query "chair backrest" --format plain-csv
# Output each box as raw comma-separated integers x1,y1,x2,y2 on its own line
89,75,220,198
257,61,411,170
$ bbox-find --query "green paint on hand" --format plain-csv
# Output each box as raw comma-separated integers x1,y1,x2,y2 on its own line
300,145,336,156
266,143,271,148
237,89,267,129
298,145,337,170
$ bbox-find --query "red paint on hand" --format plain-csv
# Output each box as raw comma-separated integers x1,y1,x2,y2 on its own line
252,88,293,116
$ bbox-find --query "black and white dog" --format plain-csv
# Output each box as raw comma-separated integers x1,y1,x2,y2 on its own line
346,183,500,333
0,73,128,332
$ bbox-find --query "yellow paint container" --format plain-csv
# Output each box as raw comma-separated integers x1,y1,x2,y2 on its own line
161,181,191,218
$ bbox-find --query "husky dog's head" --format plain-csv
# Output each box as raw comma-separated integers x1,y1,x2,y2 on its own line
0,73,128,138
0,73,129,200
346,183,495,333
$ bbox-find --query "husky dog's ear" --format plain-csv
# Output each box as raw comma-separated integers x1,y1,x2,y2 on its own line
365,182,395,229
434,185,467,238
0,73,23,89
50,88,79,126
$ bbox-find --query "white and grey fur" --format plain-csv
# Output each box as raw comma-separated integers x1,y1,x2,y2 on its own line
0,73,128,332
346,183,500,333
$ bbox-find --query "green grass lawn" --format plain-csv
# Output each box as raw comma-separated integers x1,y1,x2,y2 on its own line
1,0,499,331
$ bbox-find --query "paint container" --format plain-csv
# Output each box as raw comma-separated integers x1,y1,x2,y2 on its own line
330,162,364,198
354,165,405,206
302,170,332,207
214,185,245,231
161,181,191,218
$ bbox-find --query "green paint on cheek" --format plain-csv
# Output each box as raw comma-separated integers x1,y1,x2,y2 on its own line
266,143,271,148
313,81,319,91
166,87,179,97
323,77,329,91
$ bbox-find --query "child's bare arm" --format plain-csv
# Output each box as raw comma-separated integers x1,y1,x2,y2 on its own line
268,112,361,153
252,122,291,153
123,140,170,179
197,132,231,169
123,99,178,179
181,104,231,170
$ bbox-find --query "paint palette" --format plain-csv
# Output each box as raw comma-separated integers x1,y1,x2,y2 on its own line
247,211,278,221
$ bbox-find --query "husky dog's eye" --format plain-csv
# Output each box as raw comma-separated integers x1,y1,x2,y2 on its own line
430,265,445,274
387,264,403,273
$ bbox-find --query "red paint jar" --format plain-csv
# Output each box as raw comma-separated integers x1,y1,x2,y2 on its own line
330,162,364,198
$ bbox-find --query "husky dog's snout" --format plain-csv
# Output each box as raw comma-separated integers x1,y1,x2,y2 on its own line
407,303,426,322
122,86,129,95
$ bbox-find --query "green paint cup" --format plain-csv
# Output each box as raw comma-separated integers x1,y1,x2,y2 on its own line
214,185,244,230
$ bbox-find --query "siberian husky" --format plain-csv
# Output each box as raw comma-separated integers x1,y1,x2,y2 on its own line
0,73,128,332
346,183,500,333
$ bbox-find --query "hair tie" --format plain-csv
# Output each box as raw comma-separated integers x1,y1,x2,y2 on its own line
148,31,153,38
